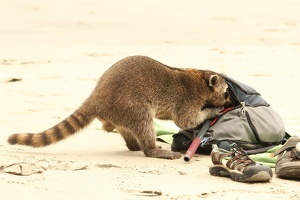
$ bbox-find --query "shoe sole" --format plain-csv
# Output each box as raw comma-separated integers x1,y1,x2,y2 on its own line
209,165,272,182
276,164,300,179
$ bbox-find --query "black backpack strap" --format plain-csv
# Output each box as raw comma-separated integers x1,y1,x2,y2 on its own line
221,74,269,106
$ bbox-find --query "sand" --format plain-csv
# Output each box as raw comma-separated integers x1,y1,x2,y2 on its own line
1,0,300,199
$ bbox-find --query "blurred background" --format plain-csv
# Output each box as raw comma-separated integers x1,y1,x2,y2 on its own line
1,0,300,135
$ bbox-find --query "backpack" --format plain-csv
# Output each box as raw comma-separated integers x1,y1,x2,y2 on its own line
171,74,287,154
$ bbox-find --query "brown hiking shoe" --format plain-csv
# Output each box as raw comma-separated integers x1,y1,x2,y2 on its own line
271,135,300,179
209,143,272,182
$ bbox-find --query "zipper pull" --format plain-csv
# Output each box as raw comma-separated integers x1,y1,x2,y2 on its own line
238,102,247,119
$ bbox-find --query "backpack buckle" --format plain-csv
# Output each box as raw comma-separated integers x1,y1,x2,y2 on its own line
200,137,213,147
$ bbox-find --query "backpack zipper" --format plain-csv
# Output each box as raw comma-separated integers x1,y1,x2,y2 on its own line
238,102,264,144
244,110,265,144
238,102,265,144
238,102,279,147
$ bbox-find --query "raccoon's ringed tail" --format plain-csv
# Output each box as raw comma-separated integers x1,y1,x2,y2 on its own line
8,109,94,147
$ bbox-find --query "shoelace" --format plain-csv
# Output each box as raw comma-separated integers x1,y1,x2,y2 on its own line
296,143,300,158
227,143,256,172
290,148,300,161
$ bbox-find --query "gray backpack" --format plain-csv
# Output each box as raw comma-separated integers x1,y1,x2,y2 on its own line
171,75,286,154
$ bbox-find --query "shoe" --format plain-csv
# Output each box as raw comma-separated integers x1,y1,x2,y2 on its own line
209,143,273,182
271,135,300,179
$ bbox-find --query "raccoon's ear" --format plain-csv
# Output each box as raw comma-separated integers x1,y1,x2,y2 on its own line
209,75,219,87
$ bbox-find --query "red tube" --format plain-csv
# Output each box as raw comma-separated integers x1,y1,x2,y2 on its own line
184,137,201,162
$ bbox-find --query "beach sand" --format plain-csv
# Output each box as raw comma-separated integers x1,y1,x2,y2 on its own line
1,0,300,199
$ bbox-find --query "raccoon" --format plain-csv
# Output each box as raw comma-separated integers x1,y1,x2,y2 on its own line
8,55,232,159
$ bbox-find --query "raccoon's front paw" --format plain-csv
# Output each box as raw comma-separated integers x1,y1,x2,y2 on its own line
216,106,225,113
144,148,182,160
206,106,224,117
